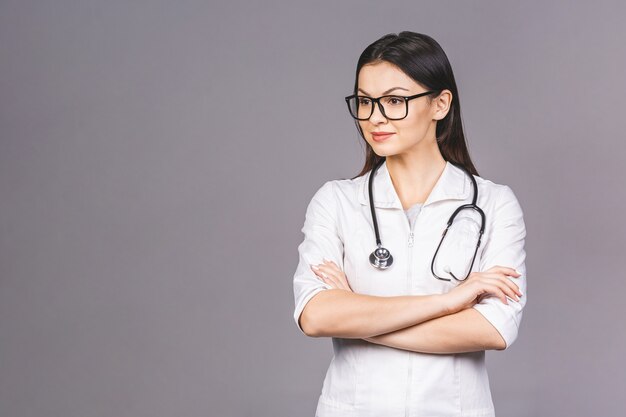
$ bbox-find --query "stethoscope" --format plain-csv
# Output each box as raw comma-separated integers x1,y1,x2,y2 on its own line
367,157,486,281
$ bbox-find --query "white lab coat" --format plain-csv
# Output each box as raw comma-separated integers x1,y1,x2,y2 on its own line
292,160,527,417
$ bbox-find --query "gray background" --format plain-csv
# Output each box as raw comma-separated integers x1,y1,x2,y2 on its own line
1,1,624,416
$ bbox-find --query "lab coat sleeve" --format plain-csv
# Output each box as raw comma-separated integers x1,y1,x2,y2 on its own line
292,180,344,336
472,184,527,349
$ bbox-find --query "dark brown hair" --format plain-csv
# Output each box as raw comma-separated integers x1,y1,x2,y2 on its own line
349,31,479,179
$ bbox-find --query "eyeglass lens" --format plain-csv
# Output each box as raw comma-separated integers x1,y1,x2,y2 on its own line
347,96,407,120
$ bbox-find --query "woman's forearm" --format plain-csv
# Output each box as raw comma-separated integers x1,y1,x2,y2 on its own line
364,307,506,353
300,289,450,339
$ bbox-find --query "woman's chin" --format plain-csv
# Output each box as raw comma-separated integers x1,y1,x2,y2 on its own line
369,144,397,158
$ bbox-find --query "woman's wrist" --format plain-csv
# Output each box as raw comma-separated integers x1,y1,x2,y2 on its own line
411,293,455,320
433,293,456,316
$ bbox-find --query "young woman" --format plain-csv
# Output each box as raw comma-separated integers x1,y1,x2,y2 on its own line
292,31,527,417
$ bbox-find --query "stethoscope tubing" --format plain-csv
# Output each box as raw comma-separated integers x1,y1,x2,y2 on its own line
367,157,486,281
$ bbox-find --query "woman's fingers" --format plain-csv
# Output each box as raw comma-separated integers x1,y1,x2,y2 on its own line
323,258,339,268
487,266,521,278
310,264,341,288
323,260,353,291
310,260,352,292
480,272,522,297
467,270,523,305
496,273,523,297
492,279,520,302
310,263,343,290
478,283,511,305
501,275,523,297
478,277,520,303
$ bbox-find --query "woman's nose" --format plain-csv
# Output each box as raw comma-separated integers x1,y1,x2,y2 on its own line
369,101,388,124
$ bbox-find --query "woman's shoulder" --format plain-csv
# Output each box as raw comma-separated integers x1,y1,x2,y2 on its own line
474,173,507,194
306,176,362,212
473,173,524,216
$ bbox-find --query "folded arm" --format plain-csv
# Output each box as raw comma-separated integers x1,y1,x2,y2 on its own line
364,306,507,353
363,184,528,354
293,182,451,339
299,289,449,339
293,182,526,352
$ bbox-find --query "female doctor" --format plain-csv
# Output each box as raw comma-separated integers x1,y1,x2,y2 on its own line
292,31,527,417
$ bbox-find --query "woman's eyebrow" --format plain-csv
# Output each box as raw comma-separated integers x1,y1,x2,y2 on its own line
358,86,410,95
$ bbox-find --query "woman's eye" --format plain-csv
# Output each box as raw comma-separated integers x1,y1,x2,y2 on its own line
358,98,371,106
382,96,403,106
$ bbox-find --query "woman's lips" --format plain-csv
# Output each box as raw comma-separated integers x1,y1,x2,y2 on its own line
372,133,394,142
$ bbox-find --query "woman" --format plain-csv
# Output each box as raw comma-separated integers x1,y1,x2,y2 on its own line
292,31,527,417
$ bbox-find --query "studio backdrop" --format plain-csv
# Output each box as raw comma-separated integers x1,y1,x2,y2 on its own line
1,1,625,417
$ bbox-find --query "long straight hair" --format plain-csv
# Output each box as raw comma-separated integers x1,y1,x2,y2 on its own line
349,32,478,180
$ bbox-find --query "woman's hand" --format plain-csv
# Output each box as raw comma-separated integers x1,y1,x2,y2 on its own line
441,266,523,314
310,259,354,292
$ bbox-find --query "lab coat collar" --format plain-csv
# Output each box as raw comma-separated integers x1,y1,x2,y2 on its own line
357,159,471,209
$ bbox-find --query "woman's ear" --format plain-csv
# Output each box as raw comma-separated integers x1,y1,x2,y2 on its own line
432,89,453,121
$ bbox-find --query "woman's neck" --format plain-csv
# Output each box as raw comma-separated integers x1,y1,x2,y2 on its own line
385,144,447,209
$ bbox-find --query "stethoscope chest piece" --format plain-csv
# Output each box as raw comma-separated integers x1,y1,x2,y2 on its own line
369,245,393,269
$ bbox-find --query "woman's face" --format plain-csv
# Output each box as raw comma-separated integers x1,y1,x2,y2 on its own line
356,61,449,157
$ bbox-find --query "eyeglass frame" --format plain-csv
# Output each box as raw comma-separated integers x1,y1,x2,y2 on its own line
344,90,437,121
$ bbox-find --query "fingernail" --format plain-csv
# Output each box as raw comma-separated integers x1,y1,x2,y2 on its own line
310,265,319,270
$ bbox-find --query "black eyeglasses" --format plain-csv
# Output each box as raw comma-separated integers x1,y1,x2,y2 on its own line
344,91,436,121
